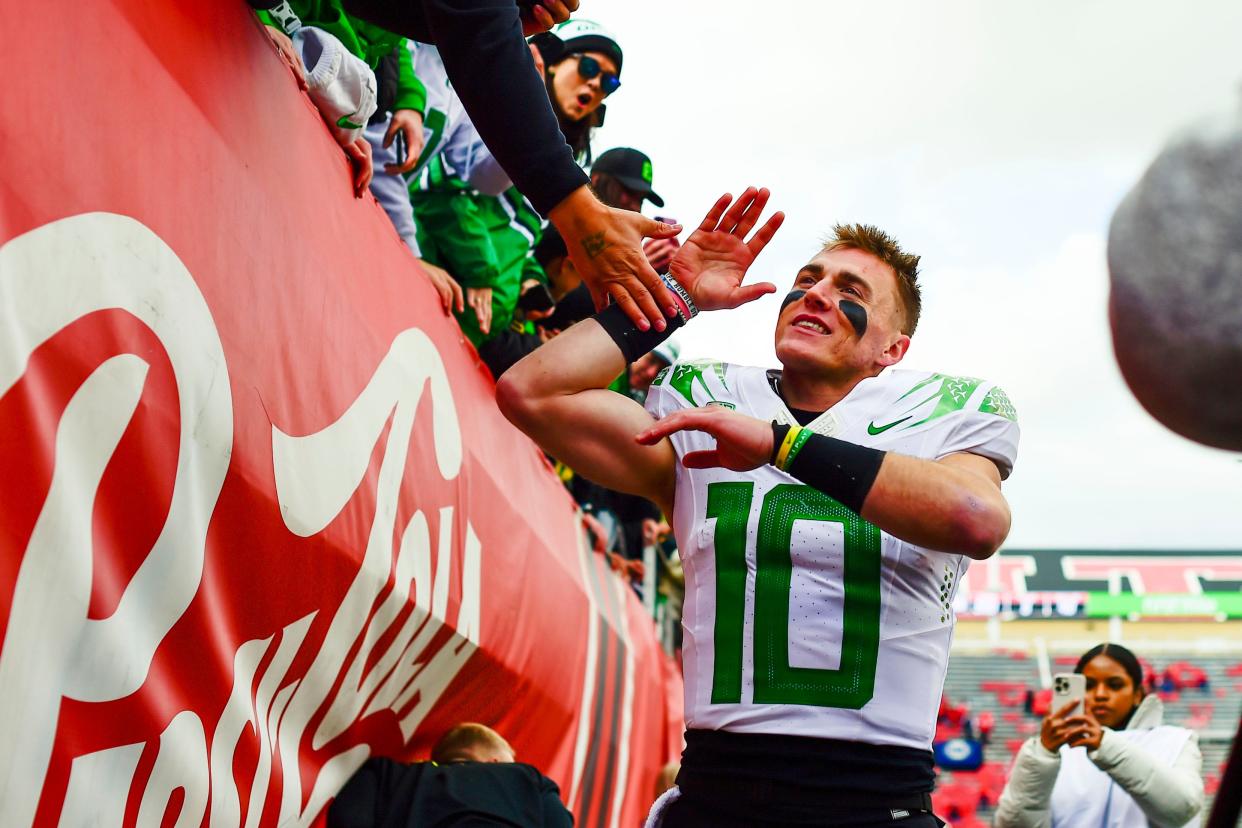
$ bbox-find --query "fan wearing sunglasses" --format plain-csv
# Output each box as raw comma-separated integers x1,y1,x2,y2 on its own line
537,20,623,166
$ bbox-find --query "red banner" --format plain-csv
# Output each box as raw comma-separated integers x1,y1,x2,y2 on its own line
0,2,683,826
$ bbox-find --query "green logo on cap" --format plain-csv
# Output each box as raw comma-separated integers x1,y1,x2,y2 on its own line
641,159,653,183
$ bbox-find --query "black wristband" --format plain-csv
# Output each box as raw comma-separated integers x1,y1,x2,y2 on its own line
595,303,684,364
770,422,791,465
772,425,886,515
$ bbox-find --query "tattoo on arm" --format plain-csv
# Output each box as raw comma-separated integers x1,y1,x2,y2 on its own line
582,231,611,260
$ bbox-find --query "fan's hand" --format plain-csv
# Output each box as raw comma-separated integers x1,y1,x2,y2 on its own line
667,187,785,312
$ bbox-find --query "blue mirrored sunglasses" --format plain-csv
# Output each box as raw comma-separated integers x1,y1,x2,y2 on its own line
574,54,621,96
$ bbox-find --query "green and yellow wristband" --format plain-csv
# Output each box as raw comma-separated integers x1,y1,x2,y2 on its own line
772,424,812,471
769,421,887,515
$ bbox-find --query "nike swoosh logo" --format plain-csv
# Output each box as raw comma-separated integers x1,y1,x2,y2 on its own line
336,115,364,129
866,416,911,435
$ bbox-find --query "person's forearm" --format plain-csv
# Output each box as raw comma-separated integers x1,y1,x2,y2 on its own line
548,186,610,257
420,0,586,215
503,316,627,402
496,314,676,510
770,426,1009,559
993,738,1059,828
861,453,1011,559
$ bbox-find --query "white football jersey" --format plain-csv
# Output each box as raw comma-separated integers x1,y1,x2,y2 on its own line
644,362,1020,749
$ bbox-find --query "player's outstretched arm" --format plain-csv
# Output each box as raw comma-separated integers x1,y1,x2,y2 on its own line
498,188,785,516
496,310,679,513
864,451,1010,560
636,406,1011,559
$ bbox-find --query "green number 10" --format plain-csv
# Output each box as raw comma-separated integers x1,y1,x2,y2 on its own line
706,482,882,709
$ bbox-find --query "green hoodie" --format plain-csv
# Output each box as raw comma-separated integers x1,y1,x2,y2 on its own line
411,162,547,347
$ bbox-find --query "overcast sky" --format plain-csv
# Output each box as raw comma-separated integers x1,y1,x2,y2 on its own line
586,0,1242,549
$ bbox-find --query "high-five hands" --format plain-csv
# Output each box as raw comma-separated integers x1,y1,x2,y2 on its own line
668,187,785,311
632,188,784,468
636,405,775,471
556,186,782,334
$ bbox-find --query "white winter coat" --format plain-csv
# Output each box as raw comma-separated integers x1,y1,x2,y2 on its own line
993,695,1203,828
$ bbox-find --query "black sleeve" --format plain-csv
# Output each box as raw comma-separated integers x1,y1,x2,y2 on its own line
538,773,575,828
326,758,387,828
340,0,589,216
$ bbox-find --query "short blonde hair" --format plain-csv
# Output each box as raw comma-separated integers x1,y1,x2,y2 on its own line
823,224,922,335
431,723,514,763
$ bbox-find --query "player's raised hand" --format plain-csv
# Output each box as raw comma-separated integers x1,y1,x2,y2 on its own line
668,188,785,312
635,405,774,471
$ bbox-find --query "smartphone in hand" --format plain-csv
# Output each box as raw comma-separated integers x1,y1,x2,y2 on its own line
1052,673,1087,714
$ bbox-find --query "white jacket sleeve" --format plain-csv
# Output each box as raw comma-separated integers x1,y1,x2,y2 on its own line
1088,729,1204,827
460,142,513,197
293,27,378,146
993,738,1061,828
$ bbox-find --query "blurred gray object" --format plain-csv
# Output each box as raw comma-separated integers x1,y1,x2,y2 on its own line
1107,103,1242,450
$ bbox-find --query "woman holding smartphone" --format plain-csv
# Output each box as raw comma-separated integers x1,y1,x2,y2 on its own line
994,643,1204,827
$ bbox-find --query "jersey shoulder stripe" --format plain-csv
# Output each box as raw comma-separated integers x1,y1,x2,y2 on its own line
649,359,737,410
863,370,1018,436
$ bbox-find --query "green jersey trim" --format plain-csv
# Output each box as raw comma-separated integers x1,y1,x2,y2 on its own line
866,373,982,435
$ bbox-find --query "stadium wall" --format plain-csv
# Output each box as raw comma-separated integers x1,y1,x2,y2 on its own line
0,2,683,826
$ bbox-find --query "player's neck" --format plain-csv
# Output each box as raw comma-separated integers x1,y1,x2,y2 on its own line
777,367,870,413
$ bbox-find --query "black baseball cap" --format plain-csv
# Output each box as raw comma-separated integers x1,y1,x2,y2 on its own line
591,148,664,207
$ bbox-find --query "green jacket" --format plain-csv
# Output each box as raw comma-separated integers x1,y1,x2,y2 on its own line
257,1,426,113
411,159,547,346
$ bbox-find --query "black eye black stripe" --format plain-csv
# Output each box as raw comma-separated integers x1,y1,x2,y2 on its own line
780,290,868,337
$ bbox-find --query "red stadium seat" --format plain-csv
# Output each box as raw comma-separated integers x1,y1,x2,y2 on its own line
979,680,1026,692
1225,662,1242,677
1139,656,1157,682
975,762,1009,806
935,721,964,742
1031,688,1053,716
976,710,995,737
1006,737,1026,755
1165,661,1208,689
931,780,980,821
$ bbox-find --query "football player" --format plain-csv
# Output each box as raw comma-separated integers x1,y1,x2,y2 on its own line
497,188,1019,827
